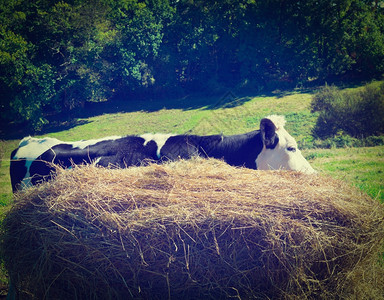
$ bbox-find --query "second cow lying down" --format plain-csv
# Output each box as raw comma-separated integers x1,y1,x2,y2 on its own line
10,115,316,192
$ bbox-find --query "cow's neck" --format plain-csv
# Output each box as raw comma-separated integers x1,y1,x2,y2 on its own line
202,131,263,169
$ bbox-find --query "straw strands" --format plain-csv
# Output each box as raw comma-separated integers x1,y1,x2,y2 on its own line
1,158,384,299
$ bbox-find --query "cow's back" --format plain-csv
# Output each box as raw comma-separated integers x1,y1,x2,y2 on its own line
10,135,162,191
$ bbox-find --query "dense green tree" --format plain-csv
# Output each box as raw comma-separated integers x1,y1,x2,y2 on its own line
311,83,384,138
0,0,57,129
1,0,383,130
106,0,171,91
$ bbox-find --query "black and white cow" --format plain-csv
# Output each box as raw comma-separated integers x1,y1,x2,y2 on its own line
10,115,316,192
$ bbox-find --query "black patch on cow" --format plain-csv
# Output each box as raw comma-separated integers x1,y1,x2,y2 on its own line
260,118,279,149
93,137,159,167
160,131,263,169
29,159,55,187
159,135,204,160
266,134,279,149
217,132,264,169
32,136,159,171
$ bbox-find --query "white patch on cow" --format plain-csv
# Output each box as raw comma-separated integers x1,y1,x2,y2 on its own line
13,136,61,160
140,133,174,158
12,136,63,190
256,115,316,174
71,136,121,149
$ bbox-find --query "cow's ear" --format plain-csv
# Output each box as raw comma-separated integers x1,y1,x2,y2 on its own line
260,118,278,149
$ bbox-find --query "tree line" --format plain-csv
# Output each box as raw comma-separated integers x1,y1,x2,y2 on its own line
1,0,384,130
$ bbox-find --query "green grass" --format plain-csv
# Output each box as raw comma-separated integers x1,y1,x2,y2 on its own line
0,141,17,216
305,146,384,202
1,84,383,210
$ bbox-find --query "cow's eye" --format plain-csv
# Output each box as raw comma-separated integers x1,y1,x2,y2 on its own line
287,146,296,152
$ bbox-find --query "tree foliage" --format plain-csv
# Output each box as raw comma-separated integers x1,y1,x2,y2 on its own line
1,0,384,130
311,83,384,138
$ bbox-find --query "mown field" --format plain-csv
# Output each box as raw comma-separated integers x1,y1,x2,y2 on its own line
0,83,383,292
1,84,383,215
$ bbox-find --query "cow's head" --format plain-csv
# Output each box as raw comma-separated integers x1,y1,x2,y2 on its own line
256,115,316,174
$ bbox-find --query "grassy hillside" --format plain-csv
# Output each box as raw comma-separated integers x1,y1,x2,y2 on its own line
1,84,383,213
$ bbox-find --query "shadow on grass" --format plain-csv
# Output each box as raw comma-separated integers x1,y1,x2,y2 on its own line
1,91,255,140
0,119,91,141
1,86,317,140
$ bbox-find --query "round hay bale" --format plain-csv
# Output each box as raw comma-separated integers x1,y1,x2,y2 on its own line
1,158,384,299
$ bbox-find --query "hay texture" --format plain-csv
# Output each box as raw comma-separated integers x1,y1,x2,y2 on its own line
2,158,384,299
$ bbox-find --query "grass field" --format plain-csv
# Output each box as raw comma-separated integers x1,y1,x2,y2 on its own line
1,83,383,212
306,146,384,201
0,83,383,292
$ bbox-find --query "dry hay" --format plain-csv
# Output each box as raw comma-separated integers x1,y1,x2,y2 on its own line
1,158,384,300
